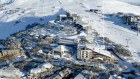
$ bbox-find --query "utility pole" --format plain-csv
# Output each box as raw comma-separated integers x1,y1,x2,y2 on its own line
126,38,130,47
137,28,140,36
40,0,44,21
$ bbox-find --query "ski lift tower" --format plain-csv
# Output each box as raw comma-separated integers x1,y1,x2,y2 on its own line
102,0,106,45
40,0,44,21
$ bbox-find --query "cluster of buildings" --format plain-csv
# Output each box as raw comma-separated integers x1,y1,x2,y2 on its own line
116,12,140,30
27,62,54,79
0,62,54,79
0,49,24,58
0,37,26,63
0,10,121,79
40,12,118,64
22,11,118,64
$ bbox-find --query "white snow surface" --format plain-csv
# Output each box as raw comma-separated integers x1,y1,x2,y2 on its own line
0,0,140,62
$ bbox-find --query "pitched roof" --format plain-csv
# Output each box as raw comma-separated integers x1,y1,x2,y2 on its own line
53,45,70,52
42,62,54,69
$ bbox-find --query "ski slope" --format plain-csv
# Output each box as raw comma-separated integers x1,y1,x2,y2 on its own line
0,0,140,61
0,0,15,5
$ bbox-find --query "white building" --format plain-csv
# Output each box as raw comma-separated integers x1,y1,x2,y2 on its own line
51,45,72,57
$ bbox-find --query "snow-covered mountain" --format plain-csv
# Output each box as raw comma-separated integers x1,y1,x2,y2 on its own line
0,0,140,61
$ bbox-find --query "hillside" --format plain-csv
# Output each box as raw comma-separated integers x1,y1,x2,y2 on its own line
0,0,140,62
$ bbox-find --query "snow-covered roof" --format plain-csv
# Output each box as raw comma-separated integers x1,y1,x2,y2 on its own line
74,74,85,79
50,34,56,37
74,73,85,79
30,68,42,74
38,50,44,54
94,46,117,59
79,31,87,37
53,45,70,52
65,31,87,40
77,44,95,50
42,62,54,69
59,14,67,17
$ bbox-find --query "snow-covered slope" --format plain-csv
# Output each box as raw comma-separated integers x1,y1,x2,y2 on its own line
0,0,140,61
103,0,140,15
0,0,15,5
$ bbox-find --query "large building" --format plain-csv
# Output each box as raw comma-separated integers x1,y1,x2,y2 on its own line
77,44,118,63
77,44,94,62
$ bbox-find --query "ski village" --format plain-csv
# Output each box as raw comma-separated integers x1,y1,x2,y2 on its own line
0,0,140,79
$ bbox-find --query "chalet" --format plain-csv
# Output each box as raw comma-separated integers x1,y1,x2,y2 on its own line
66,12,79,21
123,13,137,25
131,21,140,30
70,13,79,21
59,68,71,78
53,68,71,79
57,12,79,22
